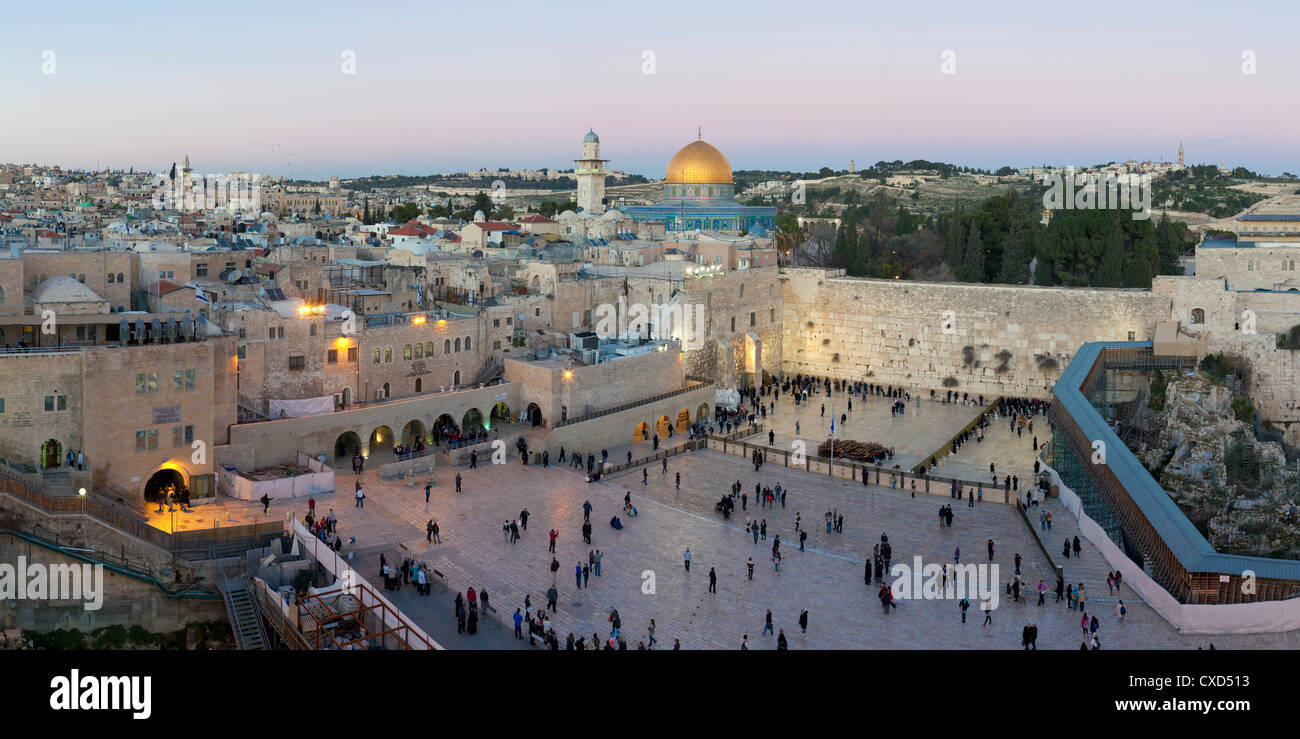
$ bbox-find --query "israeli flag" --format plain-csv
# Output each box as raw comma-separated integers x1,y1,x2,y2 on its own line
417,283,424,307
195,284,210,305
830,404,835,435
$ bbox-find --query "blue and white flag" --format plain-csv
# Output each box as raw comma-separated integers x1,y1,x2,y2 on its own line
417,283,424,307
195,284,210,305
830,403,835,435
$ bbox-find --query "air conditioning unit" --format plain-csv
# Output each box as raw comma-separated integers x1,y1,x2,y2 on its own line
375,388,386,401
581,348,598,366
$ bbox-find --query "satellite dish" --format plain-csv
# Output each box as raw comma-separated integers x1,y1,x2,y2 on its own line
226,269,242,283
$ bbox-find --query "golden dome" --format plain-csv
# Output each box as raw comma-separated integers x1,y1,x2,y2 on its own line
665,139,732,184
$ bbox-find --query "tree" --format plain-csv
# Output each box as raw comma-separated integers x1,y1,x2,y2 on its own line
471,191,494,216
1094,216,1124,287
998,200,1033,283
962,220,985,282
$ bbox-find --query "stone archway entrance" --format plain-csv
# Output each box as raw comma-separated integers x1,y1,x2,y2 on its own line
143,467,186,507
463,408,484,432
527,403,542,427
634,421,649,441
335,431,361,459
40,439,63,469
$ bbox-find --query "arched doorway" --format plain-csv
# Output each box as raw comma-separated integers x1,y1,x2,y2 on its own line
415,378,422,393
676,408,690,431
401,420,427,446
490,402,512,425
452,370,461,386
143,467,186,507
462,408,484,432
527,403,542,427
634,421,649,441
368,425,394,456
40,439,62,468
697,403,710,422
335,431,361,459
655,415,672,437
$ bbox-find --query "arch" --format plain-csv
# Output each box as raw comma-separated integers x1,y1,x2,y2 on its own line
634,421,649,441
368,425,394,455
143,466,187,506
334,431,361,458
697,403,710,421
655,414,672,437
40,438,63,469
453,370,461,386
382,382,391,398
1190,308,1205,324
490,401,512,423
402,419,427,446
462,408,484,432
425,341,434,357
444,339,451,354
433,414,457,435
527,402,542,427
676,408,690,431
415,343,424,359
455,337,462,352
415,378,422,393
531,274,540,287
465,336,471,351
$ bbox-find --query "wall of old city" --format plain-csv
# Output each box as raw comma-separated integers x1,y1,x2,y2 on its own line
779,268,1163,399
1195,244,1300,291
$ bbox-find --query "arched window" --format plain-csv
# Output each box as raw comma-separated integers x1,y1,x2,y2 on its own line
384,346,392,362
107,273,115,283
117,273,124,283
425,342,434,357
373,348,381,363
444,339,451,354
464,336,471,351
403,344,412,360
415,343,423,359
455,338,462,352
1190,308,1205,324
0,286,4,302
415,378,422,392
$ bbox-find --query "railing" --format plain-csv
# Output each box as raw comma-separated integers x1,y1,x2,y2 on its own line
0,472,285,560
0,345,85,356
704,435,1013,504
553,381,710,428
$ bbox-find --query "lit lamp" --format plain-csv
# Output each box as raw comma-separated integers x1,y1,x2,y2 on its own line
563,360,573,379
78,488,86,497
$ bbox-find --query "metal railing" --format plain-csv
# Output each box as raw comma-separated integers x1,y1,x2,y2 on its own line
553,381,709,428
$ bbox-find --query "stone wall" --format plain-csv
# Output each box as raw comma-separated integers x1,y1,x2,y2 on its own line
779,268,1164,399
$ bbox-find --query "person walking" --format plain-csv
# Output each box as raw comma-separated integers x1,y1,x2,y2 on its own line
593,549,602,576
549,528,558,553
424,483,431,503
575,562,584,590
684,548,691,572
261,493,271,514
1116,600,1127,621
513,608,524,640
708,567,717,593
648,619,658,649
763,609,775,635
798,608,808,633
746,557,754,580
959,598,969,624
455,473,462,493
355,486,364,508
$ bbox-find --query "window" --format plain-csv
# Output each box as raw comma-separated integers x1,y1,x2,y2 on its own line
424,342,433,357
269,328,276,339
455,338,461,352
770,308,774,322
750,312,755,327
237,345,246,360
465,337,471,351
384,347,392,363
173,426,184,447
327,349,338,364
506,317,512,326
136,372,158,393
238,328,246,339
1128,331,1136,341
0,398,4,413
373,348,381,363
415,343,423,359
444,339,451,354
1190,308,1205,324
148,430,158,450
347,347,358,362
116,272,124,283
535,308,541,317
44,395,54,412
730,316,735,332
740,284,745,298
107,273,115,284
174,370,184,389
493,318,500,328
196,263,208,277
309,324,317,336
403,344,412,360
288,355,305,370
493,341,501,350
136,431,147,451
278,326,284,339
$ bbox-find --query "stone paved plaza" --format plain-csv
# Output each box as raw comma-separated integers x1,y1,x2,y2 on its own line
194,440,1300,649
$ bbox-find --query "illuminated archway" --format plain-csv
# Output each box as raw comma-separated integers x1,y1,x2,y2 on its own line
655,415,672,437
676,408,690,431
490,402,512,424
368,425,394,455
633,421,649,441
697,403,710,422
143,466,186,506
39,438,63,469
402,420,427,446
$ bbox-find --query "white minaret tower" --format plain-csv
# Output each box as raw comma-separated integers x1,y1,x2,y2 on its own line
574,129,608,215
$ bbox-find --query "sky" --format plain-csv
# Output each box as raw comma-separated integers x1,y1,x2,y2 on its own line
3,0,1298,179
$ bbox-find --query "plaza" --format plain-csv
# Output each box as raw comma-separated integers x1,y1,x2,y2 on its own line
209,424,1300,649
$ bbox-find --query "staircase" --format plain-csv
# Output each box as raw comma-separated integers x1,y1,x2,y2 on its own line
473,360,504,387
219,575,269,650
40,469,75,496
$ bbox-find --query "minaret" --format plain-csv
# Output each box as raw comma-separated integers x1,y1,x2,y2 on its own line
574,129,608,215
1178,142,1184,168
